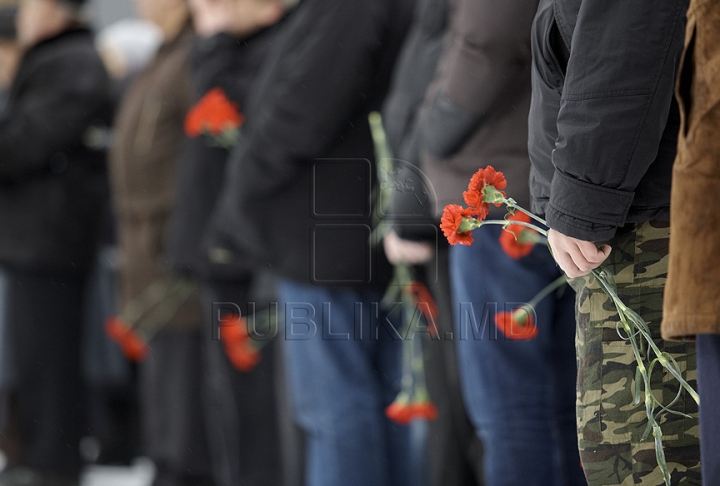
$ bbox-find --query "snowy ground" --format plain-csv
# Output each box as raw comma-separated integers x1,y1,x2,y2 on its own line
80,459,155,486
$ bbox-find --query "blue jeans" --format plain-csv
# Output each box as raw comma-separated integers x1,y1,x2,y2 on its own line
450,226,585,486
277,280,410,486
697,334,720,484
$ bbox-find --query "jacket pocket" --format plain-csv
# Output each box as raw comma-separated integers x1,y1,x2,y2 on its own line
547,18,568,81
531,2,566,93
675,20,696,138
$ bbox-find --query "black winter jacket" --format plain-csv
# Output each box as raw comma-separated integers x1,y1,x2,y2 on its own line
169,28,278,281
381,0,448,243
0,28,111,270
528,0,688,241
207,0,413,286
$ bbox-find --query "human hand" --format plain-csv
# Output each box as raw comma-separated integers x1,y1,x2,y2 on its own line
383,230,434,265
548,229,611,278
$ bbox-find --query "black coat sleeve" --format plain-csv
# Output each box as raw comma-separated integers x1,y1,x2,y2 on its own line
190,33,243,96
222,0,387,200
0,50,109,181
421,0,538,159
545,0,688,241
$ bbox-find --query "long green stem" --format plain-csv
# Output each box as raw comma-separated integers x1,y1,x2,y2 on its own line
477,219,549,237
505,199,549,227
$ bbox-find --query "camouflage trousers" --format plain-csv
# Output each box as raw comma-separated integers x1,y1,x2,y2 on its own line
570,221,701,485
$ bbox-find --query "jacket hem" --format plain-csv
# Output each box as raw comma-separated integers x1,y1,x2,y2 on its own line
661,313,720,341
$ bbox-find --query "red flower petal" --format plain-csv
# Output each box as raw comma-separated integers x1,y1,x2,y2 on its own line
499,212,538,259
219,314,250,345
440,204,475,246
407,281,439,337
185,87,244,137
224,341,262,372
494,310,539,340
463,166,508,216
105,316,150,362
385,401,414,425
410,402,439,421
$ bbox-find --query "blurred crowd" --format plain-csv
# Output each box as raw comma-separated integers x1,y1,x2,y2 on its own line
0,0,717,486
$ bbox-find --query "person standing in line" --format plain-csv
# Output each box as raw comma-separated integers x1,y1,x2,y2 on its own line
406,0,585,484
529,0,701,483
205,0,415,484
0,0,111,483
169,0,295,484
662,0,720,484
380,0,485,483
108,0,213,484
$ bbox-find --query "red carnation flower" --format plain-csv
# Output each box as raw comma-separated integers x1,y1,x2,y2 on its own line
225,342,262,372
499,212,539,259
406,281,439,337
219,315,250,345
185,87,244,137
105,316,150,362
495,309,538,340
386,400,439,425
219,314,262,372
385,401,414,425
440,204,476,246
411,402,439,421
463,166,507,219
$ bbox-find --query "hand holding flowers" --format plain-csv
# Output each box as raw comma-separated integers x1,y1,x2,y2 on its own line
441,165,699,486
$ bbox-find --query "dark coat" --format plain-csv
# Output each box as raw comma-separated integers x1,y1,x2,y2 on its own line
528,0,688,241
109,25,202,329
168,28,278,281
381,0,448,242
206,0,413,286
0,28,111,271
419,0,539,218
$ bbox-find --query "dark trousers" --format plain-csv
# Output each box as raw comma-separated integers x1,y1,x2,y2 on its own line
423,246,484,486
202,279,283,486
2,268,87,473
140,331,213,486
697,334,720,484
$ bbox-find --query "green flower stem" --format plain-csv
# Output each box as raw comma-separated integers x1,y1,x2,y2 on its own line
120,275,175,326
519,275,567,314
477,219,549,237
504,199,549,227
400,300,417,393
368,112,393,231
592,269,699,405
137,277,196,338
517,231,547,246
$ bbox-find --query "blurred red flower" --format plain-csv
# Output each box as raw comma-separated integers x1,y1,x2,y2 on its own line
494,309,539,340
411,402,439,421
225,343,262,372
105,316,150,362
385,402,414,425
440,204,475,246
500,211,538,259
219,314,261,372
407,281,439,337
219,314,250,344
185,87,244,137
386,400,439,425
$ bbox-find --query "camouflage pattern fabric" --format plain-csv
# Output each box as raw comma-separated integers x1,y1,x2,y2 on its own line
570,221,701,485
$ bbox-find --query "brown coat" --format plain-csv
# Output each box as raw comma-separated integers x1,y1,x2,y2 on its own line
419,0,539,218
109,24,202,330
662,0,720,340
